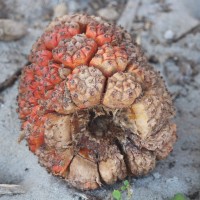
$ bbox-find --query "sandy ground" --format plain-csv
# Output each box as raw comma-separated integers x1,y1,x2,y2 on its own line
0,0,200,199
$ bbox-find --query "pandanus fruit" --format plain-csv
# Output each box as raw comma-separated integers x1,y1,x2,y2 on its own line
17,14,177,190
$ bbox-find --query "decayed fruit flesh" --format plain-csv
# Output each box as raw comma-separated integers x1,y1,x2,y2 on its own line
17,14,176,190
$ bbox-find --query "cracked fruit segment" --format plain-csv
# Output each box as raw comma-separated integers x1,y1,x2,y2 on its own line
99,150,127,185
121,140,156,176
44,114,72,150
67,155,101,190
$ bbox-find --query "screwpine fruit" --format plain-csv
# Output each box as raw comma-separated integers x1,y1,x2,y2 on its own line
17,14,177,190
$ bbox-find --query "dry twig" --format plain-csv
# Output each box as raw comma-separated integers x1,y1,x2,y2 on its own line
0,184,25,195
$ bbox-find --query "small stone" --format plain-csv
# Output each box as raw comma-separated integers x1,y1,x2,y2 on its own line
136,35,141,45
166,176,178,184
144,21,153,30
194,72,200,86
185,177,191,183
53,3,68,18
0,19,27,41
164,30,174,40
0,95,4,104
153,172,161,179
90,1,99,10
97,7,119,21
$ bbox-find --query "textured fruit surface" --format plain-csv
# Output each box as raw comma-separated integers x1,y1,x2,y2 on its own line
17,14,176,190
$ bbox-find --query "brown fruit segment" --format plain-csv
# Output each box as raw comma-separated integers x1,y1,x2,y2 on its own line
36,113,75,176
99,151,127,185
52,34,97,69
103,72,142,109
121,140,156,176
44,114,72,150
17,14,177,190
36,147,74,177
155,138,177,160
140,123,176,151
127,63,145,83
153,123,177,160
114,85,175,139
130,88,174,139
67,155,101,190
39,80,77,114
67,65,106,108
127,63,167,91
90,44,129,77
